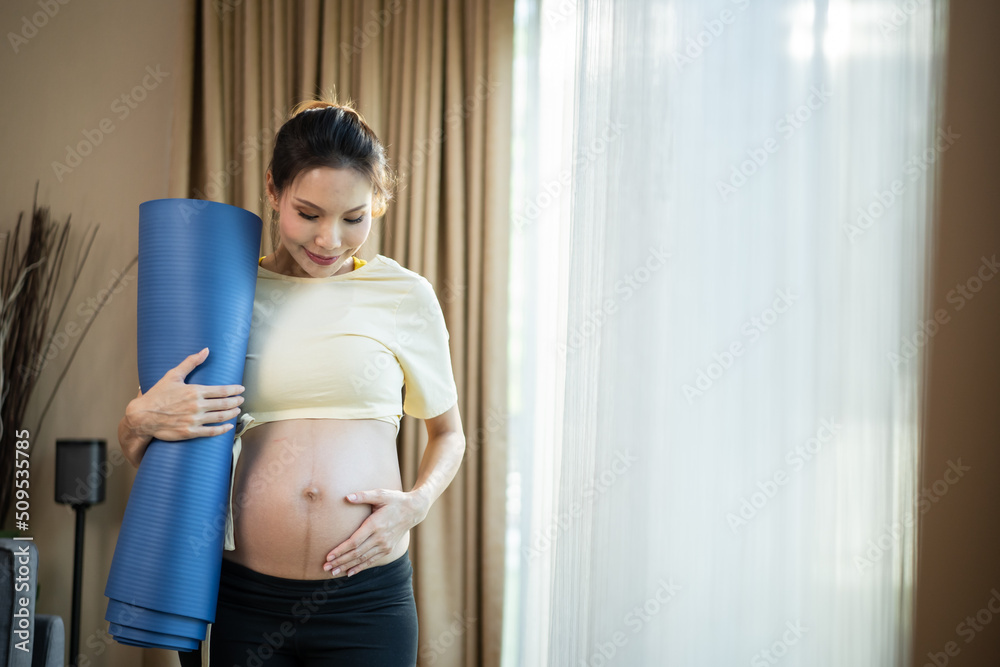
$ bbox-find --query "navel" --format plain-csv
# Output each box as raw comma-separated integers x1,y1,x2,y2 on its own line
303,486,322,501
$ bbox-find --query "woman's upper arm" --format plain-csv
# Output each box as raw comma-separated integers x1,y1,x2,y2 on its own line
424,402,463,441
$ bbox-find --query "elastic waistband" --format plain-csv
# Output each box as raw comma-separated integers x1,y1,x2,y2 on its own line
220,550,412,598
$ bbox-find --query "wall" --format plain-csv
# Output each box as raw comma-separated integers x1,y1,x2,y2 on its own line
0,1,185,665
914,0,1000,666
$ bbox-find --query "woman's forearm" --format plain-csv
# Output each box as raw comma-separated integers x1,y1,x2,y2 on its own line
407,430,466,522
118,403,152,468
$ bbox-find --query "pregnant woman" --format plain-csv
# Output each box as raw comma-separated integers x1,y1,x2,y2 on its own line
117,99,466,666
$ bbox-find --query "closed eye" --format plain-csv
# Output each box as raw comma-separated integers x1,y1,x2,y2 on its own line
298,212,365,223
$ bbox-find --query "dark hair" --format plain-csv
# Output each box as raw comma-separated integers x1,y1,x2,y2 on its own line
266,96,395,248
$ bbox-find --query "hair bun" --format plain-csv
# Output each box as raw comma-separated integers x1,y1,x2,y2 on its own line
290,98,364,120
292,101,336,116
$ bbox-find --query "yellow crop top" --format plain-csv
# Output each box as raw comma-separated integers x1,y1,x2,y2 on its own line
224,253,459,550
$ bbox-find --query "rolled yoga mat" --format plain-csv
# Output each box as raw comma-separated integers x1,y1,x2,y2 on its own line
104,198,262,650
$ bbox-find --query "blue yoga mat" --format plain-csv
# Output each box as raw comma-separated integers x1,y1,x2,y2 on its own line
104,198,262,650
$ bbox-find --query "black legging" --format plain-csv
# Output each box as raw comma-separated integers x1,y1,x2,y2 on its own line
178,550,418,666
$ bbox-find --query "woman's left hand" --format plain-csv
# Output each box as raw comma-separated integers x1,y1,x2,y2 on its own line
324,489,429,577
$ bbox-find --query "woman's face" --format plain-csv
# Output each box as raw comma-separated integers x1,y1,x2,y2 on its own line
266,166,374,279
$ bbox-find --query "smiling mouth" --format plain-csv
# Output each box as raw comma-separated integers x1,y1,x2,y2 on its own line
304,248,341,264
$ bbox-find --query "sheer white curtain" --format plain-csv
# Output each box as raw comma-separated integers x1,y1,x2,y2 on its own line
505,0,949,665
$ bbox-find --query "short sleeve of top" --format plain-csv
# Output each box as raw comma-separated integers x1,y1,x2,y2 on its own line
392,276,459,419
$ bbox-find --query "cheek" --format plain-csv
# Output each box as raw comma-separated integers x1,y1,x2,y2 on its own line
346,222,371,246
278,213,306,241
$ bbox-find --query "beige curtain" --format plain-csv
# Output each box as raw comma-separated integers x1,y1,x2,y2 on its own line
166,2,512,665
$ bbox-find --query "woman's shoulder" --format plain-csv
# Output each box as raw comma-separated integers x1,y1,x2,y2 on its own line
370,254,433,288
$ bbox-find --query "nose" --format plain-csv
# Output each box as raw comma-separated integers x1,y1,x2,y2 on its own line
315,221,341,250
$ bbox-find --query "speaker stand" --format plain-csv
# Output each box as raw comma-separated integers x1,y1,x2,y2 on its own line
69,504,88,667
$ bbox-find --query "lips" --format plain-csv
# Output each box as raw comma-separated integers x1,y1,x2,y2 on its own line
304,248,340,265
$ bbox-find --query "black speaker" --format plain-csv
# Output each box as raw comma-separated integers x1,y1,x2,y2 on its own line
55,439,106,506
56,438,107,666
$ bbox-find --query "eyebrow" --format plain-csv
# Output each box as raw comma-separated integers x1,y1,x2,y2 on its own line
294,197,367,214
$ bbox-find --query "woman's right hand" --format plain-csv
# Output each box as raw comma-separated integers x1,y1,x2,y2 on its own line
119,347,245,465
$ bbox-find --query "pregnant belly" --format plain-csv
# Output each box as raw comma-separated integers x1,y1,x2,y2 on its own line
222,417,410,580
